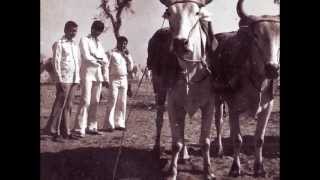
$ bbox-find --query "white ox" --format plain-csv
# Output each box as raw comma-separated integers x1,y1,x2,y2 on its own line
159,0,218,179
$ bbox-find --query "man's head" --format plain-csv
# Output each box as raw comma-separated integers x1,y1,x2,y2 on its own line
117,36,128,52
91,20,105,38
64,21,78,40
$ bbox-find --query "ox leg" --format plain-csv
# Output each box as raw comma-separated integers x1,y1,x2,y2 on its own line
152,90,166,160
254,101,273,177
166,102,186,180
228,111,242,177
213,95,224,158
200,102,216,180
153,103,165,159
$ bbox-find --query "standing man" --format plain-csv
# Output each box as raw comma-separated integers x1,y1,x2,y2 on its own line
73,21,108,137
44,21,80,142
103,36,133,131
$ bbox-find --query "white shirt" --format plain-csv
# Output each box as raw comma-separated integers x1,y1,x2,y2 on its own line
106,48,133,79
79,34,108,82
52,36,80,83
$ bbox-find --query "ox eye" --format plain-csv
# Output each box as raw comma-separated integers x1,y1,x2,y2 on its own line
164,9,171,16
252,32,259,39
196,12,200,16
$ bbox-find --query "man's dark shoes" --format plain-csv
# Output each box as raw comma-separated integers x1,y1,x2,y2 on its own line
103,128,114,132
86,129,103,135
52,135,65,143
115,127,126,131
65,134,81,140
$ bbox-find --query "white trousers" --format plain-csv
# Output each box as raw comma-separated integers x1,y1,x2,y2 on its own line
104,76,128,129
73,79,102,135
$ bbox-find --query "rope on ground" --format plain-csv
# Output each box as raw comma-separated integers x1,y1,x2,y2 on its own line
111,66,148,180
111,18,166,180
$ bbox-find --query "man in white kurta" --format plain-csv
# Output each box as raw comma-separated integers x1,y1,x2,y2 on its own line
44,21,80,142
73,21,108,137
103,36,133,131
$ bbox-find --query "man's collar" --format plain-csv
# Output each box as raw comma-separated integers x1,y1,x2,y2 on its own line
88,34,100,41
111,47,118,52
61,35,74,43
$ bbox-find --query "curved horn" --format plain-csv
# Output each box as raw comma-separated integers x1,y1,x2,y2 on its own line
236,0,249,19
160,0,213,7
160,0,170,6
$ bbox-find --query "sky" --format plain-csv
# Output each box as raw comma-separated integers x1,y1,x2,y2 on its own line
40,0,279,65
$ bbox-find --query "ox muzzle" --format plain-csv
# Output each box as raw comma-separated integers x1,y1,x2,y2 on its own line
265,63,280,79
173,38,190,54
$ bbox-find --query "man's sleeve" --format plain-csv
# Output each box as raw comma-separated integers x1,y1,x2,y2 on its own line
52,41,62,82
79,37,100,67
102,51,110,82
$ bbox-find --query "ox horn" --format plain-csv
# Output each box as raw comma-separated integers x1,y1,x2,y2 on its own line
236,0,249,19
160,0,213,7
160,0,171,6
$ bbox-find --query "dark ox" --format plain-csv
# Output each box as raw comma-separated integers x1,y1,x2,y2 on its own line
148,0,218,179
211,0,280,177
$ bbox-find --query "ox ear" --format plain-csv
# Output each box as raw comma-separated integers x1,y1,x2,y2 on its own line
162,9,170,19
199,8,213,22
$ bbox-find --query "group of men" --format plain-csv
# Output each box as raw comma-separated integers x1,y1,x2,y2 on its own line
44,20,134,142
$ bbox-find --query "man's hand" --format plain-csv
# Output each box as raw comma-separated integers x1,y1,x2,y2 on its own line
102,81,110,88
97,60,106,66
123,49,129,55
91,52,105,66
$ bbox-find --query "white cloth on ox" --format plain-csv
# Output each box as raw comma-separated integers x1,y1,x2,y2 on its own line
199,7,213,22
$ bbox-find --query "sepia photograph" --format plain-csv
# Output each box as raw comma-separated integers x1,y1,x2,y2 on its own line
40,0,280,179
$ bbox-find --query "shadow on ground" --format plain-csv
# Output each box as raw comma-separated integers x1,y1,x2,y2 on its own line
41,147,163,180
186,135,280,158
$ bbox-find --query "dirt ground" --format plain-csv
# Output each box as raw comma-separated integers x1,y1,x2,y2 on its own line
40,79,280,180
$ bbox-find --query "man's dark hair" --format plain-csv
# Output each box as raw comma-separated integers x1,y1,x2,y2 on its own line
64,21,78,33
117,36,128,43
91,20,105,32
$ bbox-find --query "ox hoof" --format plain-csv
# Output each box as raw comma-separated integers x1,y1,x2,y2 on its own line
204,166,216,180
211,141,224,158
254,162,266,177
164,168,177,180
204,170,216,180
204,173,216,180
228,160,241,177
216,147,224,158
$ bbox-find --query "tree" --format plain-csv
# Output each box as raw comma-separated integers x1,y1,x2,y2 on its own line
97,0,134,41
